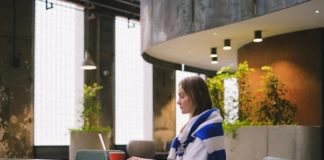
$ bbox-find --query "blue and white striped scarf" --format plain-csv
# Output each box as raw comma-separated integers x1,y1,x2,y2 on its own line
168,108,226,160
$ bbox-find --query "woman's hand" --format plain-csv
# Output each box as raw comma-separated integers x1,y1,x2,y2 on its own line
127,157,153,160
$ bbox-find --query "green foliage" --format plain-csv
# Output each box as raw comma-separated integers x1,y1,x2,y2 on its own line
70,83,112,133
206,61,255,121
207,61,298,137
257,66,298,125
223,120,250,138
223,120,273,138
70,126,112,134
82,83,103,128
236,61,255,121
206,66,236,118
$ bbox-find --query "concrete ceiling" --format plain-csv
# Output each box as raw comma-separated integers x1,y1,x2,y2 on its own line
145,0,324,71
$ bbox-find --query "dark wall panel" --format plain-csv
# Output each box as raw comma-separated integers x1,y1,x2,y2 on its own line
98,17,115,139
153,66,175,151
85,15,116,148
238,28,322,126
33,146,69,160
0,0,34,158
321,28,324,160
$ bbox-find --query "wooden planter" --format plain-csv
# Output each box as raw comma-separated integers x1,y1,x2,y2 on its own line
224,125,321,160
70,132,111,160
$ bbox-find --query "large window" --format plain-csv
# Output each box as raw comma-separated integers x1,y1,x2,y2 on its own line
224,78,238,123
115,17,152,144
34,1,84,145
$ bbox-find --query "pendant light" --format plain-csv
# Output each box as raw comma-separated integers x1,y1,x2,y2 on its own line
211,57,218,64
223,39,231,50
81,3,97,70
210,47,217,57
81,50,97,70
253,30,263,42
211,48,218,64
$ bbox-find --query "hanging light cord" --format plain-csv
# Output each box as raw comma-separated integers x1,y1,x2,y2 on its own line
86,1,90,57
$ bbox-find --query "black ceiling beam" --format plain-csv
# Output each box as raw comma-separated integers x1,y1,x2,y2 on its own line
91,7,139,21
113,0,139,8
64,0,140,20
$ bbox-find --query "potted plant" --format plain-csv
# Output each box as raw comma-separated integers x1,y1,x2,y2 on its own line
69,83,112,160
207,62,320,159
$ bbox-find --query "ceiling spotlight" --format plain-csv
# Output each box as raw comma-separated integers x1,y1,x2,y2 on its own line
213,32,218,35
210,48,217,57
223,39,231,50
315,10,320,13
211,57,218,64
253,30,263,42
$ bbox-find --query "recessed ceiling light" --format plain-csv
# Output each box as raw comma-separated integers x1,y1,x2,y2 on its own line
213,32,217,35
188,51,191,53
315,10,320,13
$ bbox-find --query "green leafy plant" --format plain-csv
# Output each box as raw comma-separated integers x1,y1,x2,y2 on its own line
70,126,112,134
223,120,274,137
208,62,298,139
70,83,112,133
206,61,255,122
206,66,236,118
82,83,103,128
220,61,256,137
235,61,255,122
257,66,298,125
223,120,250,138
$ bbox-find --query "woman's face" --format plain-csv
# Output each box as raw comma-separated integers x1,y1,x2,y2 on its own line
177,84,192,114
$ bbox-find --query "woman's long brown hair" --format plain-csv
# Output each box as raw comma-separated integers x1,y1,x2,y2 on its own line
179,76,213,133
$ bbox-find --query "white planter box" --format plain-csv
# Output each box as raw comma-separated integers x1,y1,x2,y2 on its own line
224,126,321,160
70,132,111,160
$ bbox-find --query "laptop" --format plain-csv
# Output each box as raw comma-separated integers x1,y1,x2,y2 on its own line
98,133,109,160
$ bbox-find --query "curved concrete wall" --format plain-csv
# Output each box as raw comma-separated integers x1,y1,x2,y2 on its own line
256,0,309,15
238,28,323,126
141,0,309,53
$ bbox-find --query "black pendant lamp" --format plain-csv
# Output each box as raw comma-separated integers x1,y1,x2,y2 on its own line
81,50,97,70
223,39,231,50
81,4,96,70
253,30,263,42
210,47,217,57
211,57,218,64
211,48,218,64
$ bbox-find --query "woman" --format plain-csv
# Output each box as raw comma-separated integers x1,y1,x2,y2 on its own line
128,76,226,160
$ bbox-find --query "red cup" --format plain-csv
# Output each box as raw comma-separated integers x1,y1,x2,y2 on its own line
109,152,125,160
